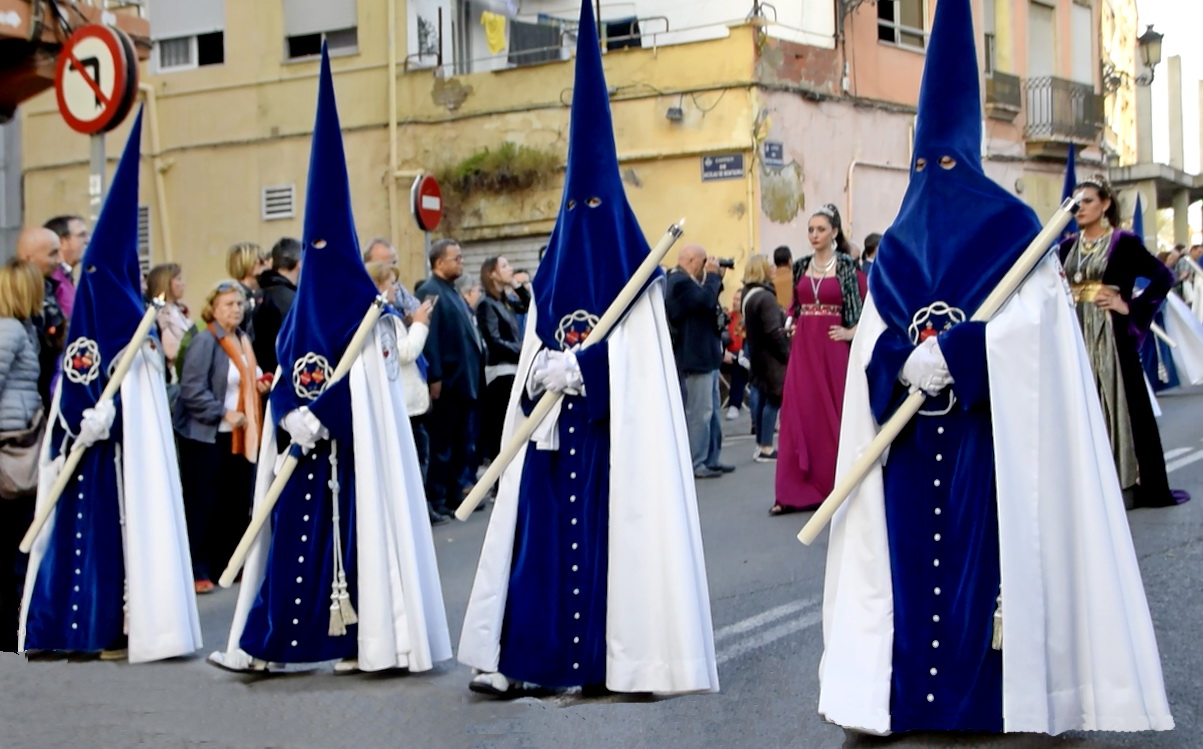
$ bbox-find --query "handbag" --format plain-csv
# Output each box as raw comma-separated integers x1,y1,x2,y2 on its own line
0,408,46,500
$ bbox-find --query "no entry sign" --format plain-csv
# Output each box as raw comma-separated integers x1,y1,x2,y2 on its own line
55,25,139,135
411,175,444,232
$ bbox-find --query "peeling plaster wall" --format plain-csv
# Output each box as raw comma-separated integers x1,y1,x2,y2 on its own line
755,91,915,260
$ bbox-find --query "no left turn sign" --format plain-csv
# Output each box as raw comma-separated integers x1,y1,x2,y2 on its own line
55,25,138,135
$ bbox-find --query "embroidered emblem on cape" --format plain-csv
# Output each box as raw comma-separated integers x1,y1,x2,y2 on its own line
907,301,966,345
556,310,599,350
292,352,333,400
908,303,964,417
63,337,102,385
379,324,400,381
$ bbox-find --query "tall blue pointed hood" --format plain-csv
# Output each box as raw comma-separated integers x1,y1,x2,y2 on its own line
869,0,1042,334
59,110,147,431
1133,193,1145,243
1061,144,1079,238
271,45,381,432
531,0,656,350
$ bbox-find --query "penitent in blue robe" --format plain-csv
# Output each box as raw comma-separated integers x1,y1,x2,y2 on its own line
499,343,610,688
240,379,360,664
25,428,127,652
867,322,1003,733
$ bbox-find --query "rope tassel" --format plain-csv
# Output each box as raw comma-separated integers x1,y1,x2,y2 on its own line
327,440,356,636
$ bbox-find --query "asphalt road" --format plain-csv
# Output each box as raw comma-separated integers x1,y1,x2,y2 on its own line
2,389,1201,749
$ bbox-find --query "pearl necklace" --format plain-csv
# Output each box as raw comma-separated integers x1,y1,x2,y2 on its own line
809,253,837,303
1072,230,1110,284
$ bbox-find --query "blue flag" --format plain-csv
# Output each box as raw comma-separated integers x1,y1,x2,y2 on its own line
1061,143,1079,238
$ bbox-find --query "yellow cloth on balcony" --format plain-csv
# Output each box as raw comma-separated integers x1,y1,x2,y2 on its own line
481,11,508,54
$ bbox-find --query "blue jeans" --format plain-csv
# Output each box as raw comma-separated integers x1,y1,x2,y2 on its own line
684,370,722,471
751,386,780,449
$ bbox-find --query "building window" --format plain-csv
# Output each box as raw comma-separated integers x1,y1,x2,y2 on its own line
147,0,225,72
155,32,224,72
507,20,562,67
877,0,926,51
286,28,359,60
283,0,359,60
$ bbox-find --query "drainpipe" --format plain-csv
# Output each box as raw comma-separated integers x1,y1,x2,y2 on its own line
139,83,174,263
387,0,399,251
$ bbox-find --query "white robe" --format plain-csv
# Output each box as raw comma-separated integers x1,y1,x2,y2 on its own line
20,341,202,663
1162,291,1203,386
216,316,451,672
458,281,720,694
819,259,1173,734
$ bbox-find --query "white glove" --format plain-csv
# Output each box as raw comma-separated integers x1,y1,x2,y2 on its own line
529,349,584,395
900,337,953,396
76,399,116,449
736,352,751,371
281,406,329,453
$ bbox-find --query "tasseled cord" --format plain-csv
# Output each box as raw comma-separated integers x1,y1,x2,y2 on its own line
327,440,358,636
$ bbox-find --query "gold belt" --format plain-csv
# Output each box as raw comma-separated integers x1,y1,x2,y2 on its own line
798,304,841,317
1070,281,1103,304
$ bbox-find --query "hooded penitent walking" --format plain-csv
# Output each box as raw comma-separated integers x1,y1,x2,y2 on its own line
458,1,718,697
818,0,1172,735
20,112,201,662
208,46,450,674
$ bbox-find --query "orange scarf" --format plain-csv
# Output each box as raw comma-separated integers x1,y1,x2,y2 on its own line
210,323,262,463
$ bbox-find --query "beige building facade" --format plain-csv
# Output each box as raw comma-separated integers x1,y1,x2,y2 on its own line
19,0,1120,310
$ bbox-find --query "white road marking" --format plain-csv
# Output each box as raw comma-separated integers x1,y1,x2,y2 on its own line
1166,449,1203,474
1164,447,1193,460
714,598,817,643
716,610,823,666
714,597,822,666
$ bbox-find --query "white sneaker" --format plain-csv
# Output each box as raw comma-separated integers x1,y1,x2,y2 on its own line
725,406,739,420
333,658,360,674
207,649,271,673
469,671,513,697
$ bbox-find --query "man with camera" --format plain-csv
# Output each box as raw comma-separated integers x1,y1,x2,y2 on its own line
666,244,735,479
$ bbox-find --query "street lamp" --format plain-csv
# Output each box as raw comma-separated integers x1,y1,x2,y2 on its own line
1103,24,1164,92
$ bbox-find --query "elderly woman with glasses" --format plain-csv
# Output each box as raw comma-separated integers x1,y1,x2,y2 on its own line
173,281,271,594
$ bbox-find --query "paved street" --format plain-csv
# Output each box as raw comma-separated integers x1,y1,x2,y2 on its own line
2,389,1201,749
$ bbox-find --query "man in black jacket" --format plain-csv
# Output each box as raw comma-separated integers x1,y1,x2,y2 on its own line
665,244,734,479
252,237,302,374
416,239,485,519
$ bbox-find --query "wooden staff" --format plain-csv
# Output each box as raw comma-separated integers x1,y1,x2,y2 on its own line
798,197,1081,546
454,218,687,521
218,295,388,588
20,296,165,554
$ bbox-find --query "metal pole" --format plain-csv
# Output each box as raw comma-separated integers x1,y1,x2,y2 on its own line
88,133,105,224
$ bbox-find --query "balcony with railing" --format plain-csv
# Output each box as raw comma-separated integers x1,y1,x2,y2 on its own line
985,71,1022,121
1023,76,1103,144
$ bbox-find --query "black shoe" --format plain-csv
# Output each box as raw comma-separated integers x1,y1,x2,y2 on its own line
707,463,736,474
429,511,451,526
694,467,722,479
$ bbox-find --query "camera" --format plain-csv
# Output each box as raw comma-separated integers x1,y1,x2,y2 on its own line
717,258,736,269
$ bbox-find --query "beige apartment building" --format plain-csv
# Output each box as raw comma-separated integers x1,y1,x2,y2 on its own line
16,0,1146,308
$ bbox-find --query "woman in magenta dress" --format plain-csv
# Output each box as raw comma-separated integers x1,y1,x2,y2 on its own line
772,204,866,515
